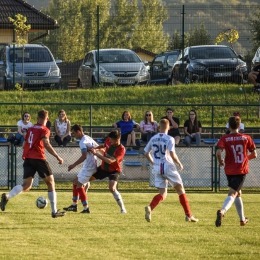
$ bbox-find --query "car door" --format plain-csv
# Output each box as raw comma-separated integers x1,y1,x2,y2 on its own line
0,47,6,89
175,48,189,81
149,55,166,84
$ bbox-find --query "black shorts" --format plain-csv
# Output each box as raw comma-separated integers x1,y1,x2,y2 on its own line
121,131,132,141
23,158,53,179
92,166,120,181
226,174,246,191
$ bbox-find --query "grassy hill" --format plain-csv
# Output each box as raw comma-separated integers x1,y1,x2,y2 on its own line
0,83,260,128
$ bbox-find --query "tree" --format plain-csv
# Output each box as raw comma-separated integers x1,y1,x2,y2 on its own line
186,23,212,46
131,0,169,53
249,6,260,53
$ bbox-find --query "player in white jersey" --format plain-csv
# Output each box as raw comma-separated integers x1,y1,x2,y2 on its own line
144,119,198,223
63,124,98,214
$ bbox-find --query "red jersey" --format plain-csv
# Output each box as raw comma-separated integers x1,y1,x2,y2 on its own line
22,124,50,160
102,138,125,172
216,133,256,175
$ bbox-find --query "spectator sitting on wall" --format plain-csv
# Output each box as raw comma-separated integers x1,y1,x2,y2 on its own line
225,112,244,134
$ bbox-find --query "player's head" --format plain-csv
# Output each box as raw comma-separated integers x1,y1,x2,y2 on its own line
71,124,84,138
166,108,173,115
229,116,241,130
122,110,131,121
159,118,169,131
37,109,49,125
108,130,121,140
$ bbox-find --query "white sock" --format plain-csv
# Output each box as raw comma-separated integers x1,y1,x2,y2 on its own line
234,196,245,221
48,191,57,213
8,185,23,199
112,190,126,211
85,182,90,192
222,195,235,213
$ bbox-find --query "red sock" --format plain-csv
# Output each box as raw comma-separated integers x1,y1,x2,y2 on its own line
72,184,79,202
179,193,191,217
77,187,88,206
150,194,164,210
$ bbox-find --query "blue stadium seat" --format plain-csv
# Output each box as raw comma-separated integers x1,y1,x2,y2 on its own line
253,139,260,144
125,150,139,155
124,161,142,166
203,139,219,144
0,138,7,143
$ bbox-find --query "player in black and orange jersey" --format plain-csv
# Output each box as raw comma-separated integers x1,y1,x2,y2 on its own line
0,109,65,218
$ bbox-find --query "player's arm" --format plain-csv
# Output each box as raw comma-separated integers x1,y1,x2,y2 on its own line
43,137,63,164
89,147,116,164
145,151,154,165
216,148,224,166
68,151,88,171
169,151,183,171
248,149,257,160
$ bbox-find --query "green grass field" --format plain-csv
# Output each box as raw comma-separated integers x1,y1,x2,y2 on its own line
0,191,259,260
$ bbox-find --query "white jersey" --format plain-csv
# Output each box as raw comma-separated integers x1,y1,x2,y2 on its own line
79,135,98,169
144,133,176,165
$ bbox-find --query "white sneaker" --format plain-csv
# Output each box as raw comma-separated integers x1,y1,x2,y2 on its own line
121,208,127,214
145,206,151,222
185,215,199,222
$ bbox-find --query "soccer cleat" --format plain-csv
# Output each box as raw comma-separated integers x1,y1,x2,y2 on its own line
63,205,78,212
80,208,90,214
145,205,151,222
240,217,249,226
1,193,8,211
121,208,127,214
52,210,66,218
185,215,199,222
215,209,224,227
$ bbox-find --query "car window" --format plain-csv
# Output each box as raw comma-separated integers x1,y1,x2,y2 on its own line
167,54,179,66
87,53,94,66
99,50,140,63
190,47,237,59
9,47,53,63
153,55,165,65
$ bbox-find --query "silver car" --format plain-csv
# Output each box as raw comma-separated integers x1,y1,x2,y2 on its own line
77,48,150,88
0,44,62,90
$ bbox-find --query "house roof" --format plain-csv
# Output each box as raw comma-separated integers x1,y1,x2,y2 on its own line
0,0,59,30
132,47,156,57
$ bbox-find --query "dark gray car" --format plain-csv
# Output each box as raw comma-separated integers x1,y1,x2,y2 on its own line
77,48,150,88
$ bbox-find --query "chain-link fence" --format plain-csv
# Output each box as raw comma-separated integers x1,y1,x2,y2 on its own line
1,142,259,192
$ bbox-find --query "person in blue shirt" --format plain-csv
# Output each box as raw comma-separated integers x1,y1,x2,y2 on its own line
113,110,139,150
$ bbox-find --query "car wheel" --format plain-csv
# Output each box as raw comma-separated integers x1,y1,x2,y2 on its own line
170,75,177,86
91,77,97,87
77,78,83,88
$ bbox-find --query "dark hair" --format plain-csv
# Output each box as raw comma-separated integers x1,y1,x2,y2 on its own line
233,111,240,117
71,124,83,133
166,108,173,113
187,109,199,132
121,110,131,120
108,130,121,140
22,112,30,120
229,116,241,130
38,109,48,119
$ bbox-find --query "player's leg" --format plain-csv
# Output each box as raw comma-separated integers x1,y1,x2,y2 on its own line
234,190,248,226
63,177,80,212
109,178,127,213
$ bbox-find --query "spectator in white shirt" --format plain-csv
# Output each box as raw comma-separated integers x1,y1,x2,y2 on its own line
225,112,244,134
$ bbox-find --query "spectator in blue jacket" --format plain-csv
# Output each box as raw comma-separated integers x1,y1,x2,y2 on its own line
113,110,139,150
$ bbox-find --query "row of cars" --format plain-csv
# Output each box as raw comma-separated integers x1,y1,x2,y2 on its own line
0,44,256,90
77,45,250,88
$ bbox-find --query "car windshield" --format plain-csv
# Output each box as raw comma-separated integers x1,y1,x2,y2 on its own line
167,54,179,66
98,50,141,63
189,47,237,59
9,47,53,63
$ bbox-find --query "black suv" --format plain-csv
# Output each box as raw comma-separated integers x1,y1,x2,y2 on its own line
149,50,180,85
170,45,248,85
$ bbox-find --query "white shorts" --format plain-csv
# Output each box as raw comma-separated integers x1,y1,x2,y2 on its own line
77,167,97,185
152,162,183,189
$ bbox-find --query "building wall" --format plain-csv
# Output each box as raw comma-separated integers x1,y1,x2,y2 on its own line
135,52,155,62
0,29,28,44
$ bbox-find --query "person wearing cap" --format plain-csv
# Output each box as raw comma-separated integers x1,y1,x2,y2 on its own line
225,112,244,134
248,64,260,92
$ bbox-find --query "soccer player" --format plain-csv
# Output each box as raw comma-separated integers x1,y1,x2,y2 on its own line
88,130,127,213
215,116,257,227
0,109,65,218
63,124,98,213
144,119,198,223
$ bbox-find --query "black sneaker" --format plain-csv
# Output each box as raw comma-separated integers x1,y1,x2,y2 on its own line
63,205,78,212
215,209,224,227
80,208,90,214
1,193,8,211
52,209,66,218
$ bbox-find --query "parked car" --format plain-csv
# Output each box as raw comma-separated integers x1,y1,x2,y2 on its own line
0,44,62,90
251,47,260,70
149,50,180,85
77,48,150,88
170,45,248,85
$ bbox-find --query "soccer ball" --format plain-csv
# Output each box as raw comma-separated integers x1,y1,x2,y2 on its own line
36,197,48,209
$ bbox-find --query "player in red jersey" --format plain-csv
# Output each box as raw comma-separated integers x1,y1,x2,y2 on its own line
0,109,66,218
88,130,127,213
215,116,257,227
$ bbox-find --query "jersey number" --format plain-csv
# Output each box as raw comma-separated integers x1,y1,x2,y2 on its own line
28,132,34,148
231,144,244,163
152,144,166,159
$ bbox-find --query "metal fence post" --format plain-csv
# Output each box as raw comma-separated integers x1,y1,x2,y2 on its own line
214,146,218,192
10,143,15,189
